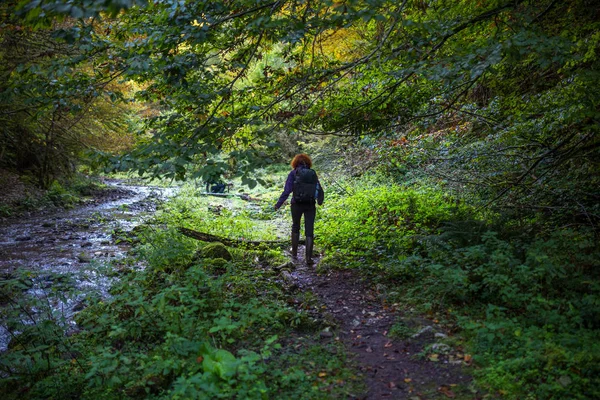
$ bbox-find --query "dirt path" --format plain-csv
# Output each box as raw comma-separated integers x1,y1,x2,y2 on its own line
291,249,477,399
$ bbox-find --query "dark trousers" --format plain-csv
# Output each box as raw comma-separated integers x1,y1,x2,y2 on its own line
291,202,315,237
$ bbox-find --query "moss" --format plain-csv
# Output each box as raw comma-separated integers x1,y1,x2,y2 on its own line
199,242,232,261
202,257,229,275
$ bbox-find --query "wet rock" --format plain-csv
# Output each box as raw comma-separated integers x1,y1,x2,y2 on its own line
41,222,53,228
73,301,87,312
320,330,334,339
81,242,93,248
15,235,32,241
78,253,92,263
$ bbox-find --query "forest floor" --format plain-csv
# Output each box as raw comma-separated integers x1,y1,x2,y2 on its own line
1,177,480,399
289,249,478,399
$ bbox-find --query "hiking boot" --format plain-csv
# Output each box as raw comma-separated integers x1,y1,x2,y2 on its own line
291,232,299,259
305,236,314,266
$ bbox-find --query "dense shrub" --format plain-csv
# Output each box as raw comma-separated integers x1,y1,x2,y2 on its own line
316,185,476,260
316,182,600,399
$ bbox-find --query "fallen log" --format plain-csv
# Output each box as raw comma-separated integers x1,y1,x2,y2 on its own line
178,227,304,248
196,192,263,201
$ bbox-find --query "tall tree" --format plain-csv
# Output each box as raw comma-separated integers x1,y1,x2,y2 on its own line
9,0,600,224
0,0,138,187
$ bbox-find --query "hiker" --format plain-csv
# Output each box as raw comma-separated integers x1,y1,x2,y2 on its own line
205,179,228,194
274,153,324,265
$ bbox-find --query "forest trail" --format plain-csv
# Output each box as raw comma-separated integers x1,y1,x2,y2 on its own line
291,249,476,399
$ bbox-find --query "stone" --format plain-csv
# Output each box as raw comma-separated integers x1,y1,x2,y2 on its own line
78,253,92,263
198,242,232,261
411,325,434,339
320,330,334,339
434,332,448,339
73,301,87,312
558,375,572,387
431,343,451,354
281,271,295,284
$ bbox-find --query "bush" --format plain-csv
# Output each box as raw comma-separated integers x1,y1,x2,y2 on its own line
316,184,477,262
315,180,600,399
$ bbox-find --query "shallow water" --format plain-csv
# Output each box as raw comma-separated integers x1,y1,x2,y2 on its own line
0,179,176,351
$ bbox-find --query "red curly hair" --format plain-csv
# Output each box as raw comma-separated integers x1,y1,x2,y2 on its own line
291,153,312,169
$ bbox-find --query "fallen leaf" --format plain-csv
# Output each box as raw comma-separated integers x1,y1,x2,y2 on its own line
464,354,472,364
438,385,456,398
404,378,412,383
429,354,439,362
366,346,373,353
318,372,327,377
196,356,204,363
384,341,393,348
388,381,397,389
383,330,388,336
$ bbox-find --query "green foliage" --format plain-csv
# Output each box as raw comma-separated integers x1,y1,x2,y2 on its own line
388,319,415,340
0,179,363,399
317,183,477,262
45,180,79,208
316,178,600,399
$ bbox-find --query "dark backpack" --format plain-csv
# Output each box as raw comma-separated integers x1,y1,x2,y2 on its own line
293,168,318,203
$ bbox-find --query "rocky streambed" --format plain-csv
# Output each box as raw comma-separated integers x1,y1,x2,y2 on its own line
0,179,176,351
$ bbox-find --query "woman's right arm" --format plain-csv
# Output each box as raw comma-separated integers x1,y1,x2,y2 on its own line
274,170,295,210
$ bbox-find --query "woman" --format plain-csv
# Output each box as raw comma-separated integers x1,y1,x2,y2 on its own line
274,153,324,265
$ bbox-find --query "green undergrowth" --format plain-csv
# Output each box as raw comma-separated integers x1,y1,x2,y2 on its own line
0,176,364,399
0,173,109,216
316,180,600,399
150,178,290,241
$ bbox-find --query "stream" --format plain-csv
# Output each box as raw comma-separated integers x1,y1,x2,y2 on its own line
0,179,176,351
